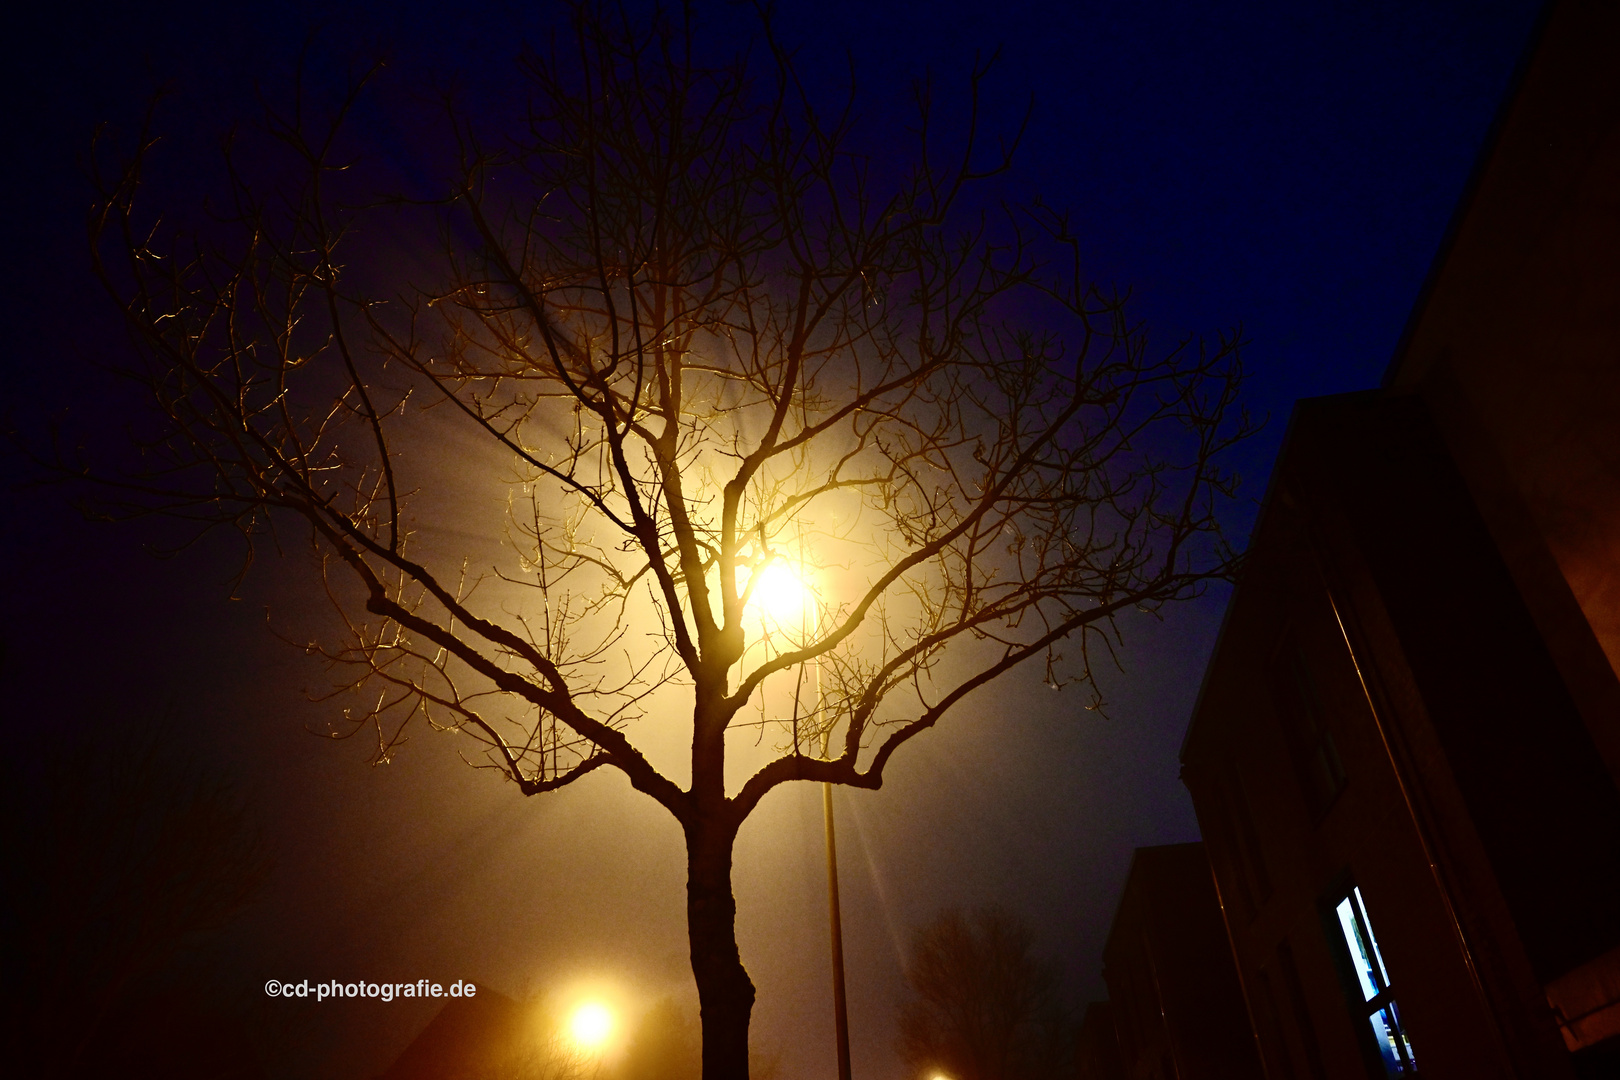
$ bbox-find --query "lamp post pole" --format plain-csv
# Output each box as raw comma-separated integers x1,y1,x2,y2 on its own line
823,769,853,1080
783,537,853,1080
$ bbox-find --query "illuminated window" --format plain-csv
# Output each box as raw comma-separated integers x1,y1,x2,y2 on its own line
1330,886,1417,1077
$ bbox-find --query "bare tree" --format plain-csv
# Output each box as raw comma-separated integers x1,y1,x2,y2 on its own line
897,907,1068,1080
85,4,1250,1077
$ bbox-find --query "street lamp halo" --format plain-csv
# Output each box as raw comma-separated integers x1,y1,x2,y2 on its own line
749,559,814,627
568,1001,614,1051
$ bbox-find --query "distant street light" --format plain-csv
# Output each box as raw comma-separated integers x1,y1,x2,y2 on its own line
568,1002,615,1052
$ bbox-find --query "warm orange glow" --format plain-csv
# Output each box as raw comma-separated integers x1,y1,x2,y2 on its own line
569,1001,614,1050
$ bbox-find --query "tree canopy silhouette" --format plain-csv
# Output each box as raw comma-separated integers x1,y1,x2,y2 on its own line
898,906,1067,1080
86,3,1251,1076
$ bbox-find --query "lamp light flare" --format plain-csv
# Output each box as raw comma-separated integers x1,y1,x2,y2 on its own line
750,561,813,626
569,1002,614,1050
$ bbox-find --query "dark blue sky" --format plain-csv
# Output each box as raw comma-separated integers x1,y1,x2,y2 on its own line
1,2,1543,1077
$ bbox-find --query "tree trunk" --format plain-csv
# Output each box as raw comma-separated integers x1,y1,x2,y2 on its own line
686,813,755,1080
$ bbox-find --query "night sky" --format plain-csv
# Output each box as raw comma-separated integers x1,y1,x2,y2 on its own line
1,2,1543,1077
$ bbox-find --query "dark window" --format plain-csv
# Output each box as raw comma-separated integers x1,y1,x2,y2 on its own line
1224,763,1272,905
1197,768,1266,922
1253,967,1301,1080
1277,941,1328,1080
1268,631,1347,818
1327,885,1417,1077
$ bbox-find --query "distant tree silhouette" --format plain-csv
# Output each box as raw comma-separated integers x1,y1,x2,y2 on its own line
481,1001,593,1080
84,2,1250,1076
897,907,1068,1080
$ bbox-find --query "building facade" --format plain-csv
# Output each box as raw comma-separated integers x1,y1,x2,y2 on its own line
1179,2,1620,1077
1084,843,1261,1080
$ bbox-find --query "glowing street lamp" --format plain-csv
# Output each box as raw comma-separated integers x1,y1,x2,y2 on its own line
568,1001,614,1053
748,560,813,630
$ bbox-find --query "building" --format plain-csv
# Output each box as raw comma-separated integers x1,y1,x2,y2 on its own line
1086,843,1261,1080
1076,1002,1126,1080
1178,1,1620,1077
378,989,531,1080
